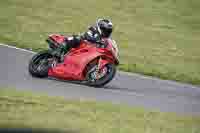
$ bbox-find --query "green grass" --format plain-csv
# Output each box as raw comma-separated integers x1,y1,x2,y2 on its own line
0,88,200,133
0,0,200,85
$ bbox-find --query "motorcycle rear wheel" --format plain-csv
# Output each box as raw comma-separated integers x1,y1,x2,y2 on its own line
28,50,52,78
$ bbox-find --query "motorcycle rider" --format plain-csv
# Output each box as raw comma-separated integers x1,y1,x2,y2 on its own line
52,18,113,61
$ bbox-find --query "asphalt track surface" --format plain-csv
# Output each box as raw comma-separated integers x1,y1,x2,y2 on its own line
0,44,200,116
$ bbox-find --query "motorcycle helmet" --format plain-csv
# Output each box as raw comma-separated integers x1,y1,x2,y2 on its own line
96,18,113,38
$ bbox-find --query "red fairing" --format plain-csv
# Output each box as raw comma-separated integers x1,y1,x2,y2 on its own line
49,34,66,44
48,35,119,81
97,38,119,65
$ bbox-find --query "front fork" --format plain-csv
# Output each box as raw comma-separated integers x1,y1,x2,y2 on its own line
93,57,109,79
98,57,110,71
97,57,102,72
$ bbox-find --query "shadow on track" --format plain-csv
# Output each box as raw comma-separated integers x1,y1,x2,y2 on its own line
31,76,136,93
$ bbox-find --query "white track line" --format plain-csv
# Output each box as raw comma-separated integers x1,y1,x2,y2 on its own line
0,43,36,54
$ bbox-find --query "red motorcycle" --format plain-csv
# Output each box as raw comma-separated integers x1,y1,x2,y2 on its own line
28,34,119,87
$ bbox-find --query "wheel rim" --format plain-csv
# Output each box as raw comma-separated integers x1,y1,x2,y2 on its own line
35,59,48,72
87,65,111,82
32,54,50,73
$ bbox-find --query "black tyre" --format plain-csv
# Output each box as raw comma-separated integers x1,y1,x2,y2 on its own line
86,63,116,87
28,50,52,78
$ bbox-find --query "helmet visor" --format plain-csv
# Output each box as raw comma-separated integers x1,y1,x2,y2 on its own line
101,27,112,38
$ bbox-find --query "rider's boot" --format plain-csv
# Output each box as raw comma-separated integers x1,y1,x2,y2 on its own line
51,42,70,62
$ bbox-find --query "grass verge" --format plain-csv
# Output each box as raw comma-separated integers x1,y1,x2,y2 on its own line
0,0,200,85
0,88,200,133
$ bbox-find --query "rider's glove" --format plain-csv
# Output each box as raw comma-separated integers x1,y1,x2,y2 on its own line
96,40,107,48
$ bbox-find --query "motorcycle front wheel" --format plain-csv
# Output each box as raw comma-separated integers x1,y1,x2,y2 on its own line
86,63,116,87
28,50,52,78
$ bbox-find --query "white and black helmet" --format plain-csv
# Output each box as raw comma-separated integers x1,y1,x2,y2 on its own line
96,18,113,38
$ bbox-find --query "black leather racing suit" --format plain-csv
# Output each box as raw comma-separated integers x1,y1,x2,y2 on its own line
52,26,103,58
